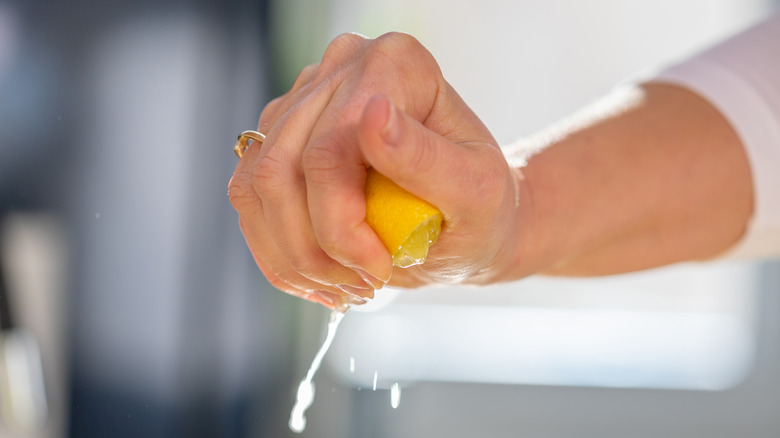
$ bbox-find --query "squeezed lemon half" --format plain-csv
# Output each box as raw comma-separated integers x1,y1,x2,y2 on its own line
364,169,443,268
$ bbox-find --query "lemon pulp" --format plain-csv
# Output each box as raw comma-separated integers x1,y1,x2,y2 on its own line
364,169,443,268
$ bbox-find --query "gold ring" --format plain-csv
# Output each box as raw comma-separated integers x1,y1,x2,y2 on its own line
234,130,266,158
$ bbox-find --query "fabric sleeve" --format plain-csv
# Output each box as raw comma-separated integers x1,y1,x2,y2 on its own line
651,13,780,259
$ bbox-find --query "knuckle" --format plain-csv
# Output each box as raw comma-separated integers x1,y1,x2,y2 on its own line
400,135,439,179
371,31,424,56
362,32,440,104
288,250,325,280
317,230,348,260
258,95,284,127
251,154,290,201
321,32,368,68
227,174,258,215
291,63,320,92
366,32,433,72
330,32,366,47
264,95,285,112
301,137,344,175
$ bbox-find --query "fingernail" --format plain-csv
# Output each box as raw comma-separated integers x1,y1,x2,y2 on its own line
338,284,375,299
308,291,334,308
380,97,401,146
345,295,368,306
354,268,385,290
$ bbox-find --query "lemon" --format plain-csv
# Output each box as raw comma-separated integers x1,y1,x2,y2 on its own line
365,169,443,268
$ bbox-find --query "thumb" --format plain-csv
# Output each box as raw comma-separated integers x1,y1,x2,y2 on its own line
358,93,481,213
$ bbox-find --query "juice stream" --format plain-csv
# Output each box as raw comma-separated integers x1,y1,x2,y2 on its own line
289,309,345,433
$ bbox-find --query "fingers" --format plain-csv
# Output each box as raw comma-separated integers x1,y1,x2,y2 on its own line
229,191,339,308
229,144,353,308
258,63,319,132
230,32,511,301
357,94,517,283
258,33,371,133
358,94,505,216
297,35,444,285
301,93,464,288
302,126,393,287
236,128,373,298
230,33,380,303
238,214,371,308
260,97,378,289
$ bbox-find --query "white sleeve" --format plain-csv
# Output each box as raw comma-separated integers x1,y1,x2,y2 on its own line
652,13,780,259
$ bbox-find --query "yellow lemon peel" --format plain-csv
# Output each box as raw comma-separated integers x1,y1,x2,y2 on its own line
365,169,443,268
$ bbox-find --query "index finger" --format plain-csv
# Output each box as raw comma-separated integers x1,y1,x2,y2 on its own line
302,121,392,286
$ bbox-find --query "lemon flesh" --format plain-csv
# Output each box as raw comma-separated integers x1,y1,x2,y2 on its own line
364,169,443,268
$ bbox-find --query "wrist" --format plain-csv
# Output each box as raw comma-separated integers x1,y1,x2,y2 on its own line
463,165,543,285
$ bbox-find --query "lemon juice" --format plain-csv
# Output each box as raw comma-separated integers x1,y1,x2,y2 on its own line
288,169,441,432
289,310,345,433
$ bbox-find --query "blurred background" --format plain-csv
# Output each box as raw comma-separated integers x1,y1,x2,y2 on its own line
0,0,778,437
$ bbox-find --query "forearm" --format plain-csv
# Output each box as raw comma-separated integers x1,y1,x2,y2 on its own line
503,82,753,277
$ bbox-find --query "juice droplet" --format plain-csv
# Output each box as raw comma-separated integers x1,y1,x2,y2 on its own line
288,380,313,433
288,310,345,433
390,383,401,409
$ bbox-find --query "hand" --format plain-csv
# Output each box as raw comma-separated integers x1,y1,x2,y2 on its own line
228,32,525,309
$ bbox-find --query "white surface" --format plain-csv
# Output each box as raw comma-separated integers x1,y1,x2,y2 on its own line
329,261,759,391
331,303,754,391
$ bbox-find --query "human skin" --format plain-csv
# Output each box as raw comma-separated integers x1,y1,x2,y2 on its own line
228,32,753,309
